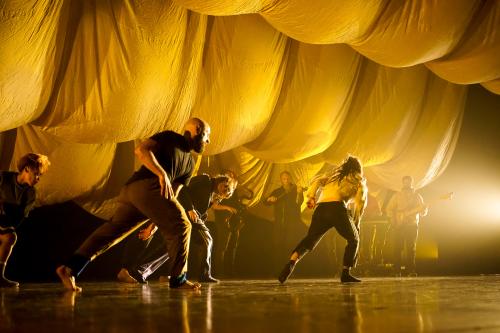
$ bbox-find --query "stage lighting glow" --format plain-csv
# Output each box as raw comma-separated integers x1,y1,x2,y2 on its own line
451,189,500,224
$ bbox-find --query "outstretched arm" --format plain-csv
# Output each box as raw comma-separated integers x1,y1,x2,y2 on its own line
305,174,329,208
212,202,237,214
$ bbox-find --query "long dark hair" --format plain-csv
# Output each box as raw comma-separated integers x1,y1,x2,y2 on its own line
329,155,362,184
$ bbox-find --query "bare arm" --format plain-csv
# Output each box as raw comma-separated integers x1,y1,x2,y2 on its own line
305,175,329,208
352,179,368,229
134,138,173,199
138,222,158,240
411,193,428,217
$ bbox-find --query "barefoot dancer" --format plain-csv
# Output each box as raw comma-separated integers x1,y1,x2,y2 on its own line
1,153,50,287
57,118,210,291
117,174,236,284
278,156,367,284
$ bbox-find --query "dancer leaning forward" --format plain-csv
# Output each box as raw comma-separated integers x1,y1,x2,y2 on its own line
278,156,368,284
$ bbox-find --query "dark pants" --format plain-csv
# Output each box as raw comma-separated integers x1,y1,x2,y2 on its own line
121,229,170,282
222,214,244,275
67,178,191,287
393,224,418,272
120,219,214,281
293,201,359,267
189,220,214,279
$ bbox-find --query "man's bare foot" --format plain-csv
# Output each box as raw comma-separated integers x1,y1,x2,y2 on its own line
0,276,19,288
117,268,139,284
56,265,82,292
171,279,201,290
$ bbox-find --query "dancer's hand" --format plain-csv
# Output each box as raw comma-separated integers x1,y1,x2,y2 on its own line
187,209,199,222
159,173,174,199
306,197,316,209
267,196,277,203
138,223,158,240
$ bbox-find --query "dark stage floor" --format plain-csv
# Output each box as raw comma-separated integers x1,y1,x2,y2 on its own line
2,276,500,332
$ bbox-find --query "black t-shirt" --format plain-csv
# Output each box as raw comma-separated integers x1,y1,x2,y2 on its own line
0,171,36,229
177,174,213,217
267,185,302,225
126,131,195,186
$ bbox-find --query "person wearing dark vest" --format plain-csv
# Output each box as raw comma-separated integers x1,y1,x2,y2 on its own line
116,174,235,284
56,118,210,291
0,153,50,287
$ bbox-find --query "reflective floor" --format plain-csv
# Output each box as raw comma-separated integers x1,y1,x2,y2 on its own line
2,276,500,332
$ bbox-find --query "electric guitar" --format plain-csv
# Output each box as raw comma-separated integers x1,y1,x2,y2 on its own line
392,192,454,227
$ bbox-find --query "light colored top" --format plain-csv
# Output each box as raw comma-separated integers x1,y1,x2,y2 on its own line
386,189,427,226
306,172,368,227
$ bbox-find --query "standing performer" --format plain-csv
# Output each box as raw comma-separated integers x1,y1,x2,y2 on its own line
56,118,210,291
386,176,428,277
212,170,253,277
0,153,50,287
265,171,305,265
278,156,367,284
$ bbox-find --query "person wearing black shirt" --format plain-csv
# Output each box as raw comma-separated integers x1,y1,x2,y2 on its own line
0,153,50,287
116,174,235,283
212,170,253,277
56,118,210,291
265,171,305,265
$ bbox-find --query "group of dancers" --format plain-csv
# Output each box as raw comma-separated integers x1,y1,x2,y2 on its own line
0,117,427,290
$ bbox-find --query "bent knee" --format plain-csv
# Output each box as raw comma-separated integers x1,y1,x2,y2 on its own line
1,232,17,245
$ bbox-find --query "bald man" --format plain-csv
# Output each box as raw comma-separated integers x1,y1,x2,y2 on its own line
57,118,210,291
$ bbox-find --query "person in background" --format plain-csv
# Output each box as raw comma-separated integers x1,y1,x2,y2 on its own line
0,153,50,287
386,176,428,277
265,171,305,265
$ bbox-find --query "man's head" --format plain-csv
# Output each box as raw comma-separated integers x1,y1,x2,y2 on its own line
184,118,210,154
16,153,51,186
331,155,363,183
221,169,238,187
402,176,413,190
212,175,235,200
280,171,292,186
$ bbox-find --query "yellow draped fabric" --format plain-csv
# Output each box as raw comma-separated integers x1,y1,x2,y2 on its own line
0,0,498,218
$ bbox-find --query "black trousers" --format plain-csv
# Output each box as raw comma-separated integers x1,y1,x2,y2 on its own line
293,201,359,267
120,220,214,281
393,223,418,271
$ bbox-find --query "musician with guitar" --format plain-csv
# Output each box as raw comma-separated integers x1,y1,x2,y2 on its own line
386,176,428,277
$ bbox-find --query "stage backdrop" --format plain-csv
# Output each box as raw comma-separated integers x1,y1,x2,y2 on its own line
1,0,498,218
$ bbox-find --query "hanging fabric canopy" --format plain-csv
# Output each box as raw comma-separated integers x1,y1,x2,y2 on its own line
1,0,497,217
